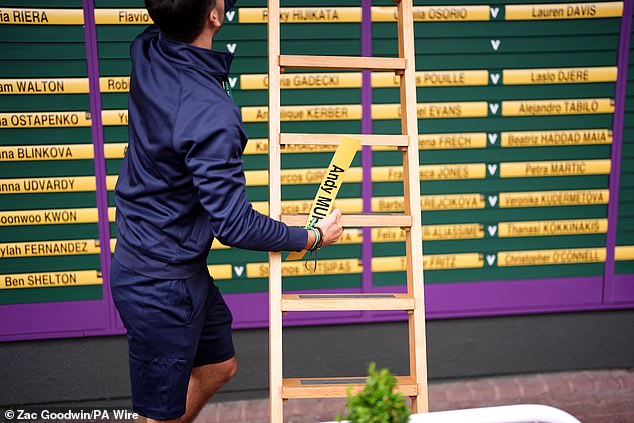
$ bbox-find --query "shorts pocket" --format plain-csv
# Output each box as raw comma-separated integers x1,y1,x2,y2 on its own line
130,355,189,419
180,280,194,325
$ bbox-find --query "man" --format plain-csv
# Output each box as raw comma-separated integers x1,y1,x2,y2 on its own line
110,1,344,421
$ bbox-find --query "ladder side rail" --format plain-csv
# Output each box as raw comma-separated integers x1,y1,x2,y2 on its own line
397,0,429,413
267,0,284,421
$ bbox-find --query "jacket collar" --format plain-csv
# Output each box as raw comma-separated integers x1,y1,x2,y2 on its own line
157,33,233,81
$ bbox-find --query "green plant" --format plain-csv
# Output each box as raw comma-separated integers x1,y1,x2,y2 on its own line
337,362,411,423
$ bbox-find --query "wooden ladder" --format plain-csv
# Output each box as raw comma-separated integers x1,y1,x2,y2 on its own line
267,0,428,421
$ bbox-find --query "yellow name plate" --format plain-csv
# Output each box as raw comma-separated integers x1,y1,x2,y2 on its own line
100,77,131,92
0,208,99,226
374,194,485,212
104,143,128,159
498,248,605,266
0,144,94,161
0,78,86,94
373,70,489,87
0,239,100,258
102,110,129,126
425,224,484,240
248,258,363,278
0,111,91,128
106,175,117,190
0,175,117,194
241,73,361,90
373,253,484,271
499,189,609,208
239,7,361,23
242,105,361,122
0,176,95,194
1,270,102,289
498,218,608,237
206,265,232,280
94,9,152,24
415,133,487,150
420,194,485,210
500,159,611,178
501,129,612,147
503,67,617,85
615,246,634,261
373,224,484,241
0,8,83,24
372,6,490,22
502,98,614,116
373,102,489,119
376,164,486,181
505,2,622,20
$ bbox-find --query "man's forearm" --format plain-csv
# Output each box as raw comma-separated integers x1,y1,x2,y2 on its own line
304,229,316,250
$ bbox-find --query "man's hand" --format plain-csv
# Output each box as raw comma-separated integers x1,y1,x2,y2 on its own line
316,208,344,246
303,208,344,250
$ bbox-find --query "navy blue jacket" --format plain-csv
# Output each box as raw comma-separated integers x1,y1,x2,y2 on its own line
114,26,307,278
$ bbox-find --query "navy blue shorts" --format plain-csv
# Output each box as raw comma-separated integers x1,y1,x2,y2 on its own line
110,257,235,420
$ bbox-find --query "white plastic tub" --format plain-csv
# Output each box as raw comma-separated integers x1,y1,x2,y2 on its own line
326,404,582,423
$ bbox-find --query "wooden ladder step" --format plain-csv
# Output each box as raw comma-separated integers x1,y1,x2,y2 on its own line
279,55,406,71
281,293,414,312
280,133,410,147
282,376,418,399
281,214,412,227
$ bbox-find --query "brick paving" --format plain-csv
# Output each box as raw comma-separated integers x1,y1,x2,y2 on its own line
194,369,634,423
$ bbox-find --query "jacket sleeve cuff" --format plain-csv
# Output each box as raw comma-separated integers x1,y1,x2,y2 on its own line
287,226,308,252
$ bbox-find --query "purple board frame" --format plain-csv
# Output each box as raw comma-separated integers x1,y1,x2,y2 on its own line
605,0,634,303
0,0,115,343
0,0,633,342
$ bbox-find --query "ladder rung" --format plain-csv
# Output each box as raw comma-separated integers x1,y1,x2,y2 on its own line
282,376,418,399
280,133,409,147
281,293,414,312
279,55,406,71
281,214,412,227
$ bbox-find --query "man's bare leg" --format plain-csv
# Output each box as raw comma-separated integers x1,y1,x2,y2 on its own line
182,357,238,423
144,357,238,423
